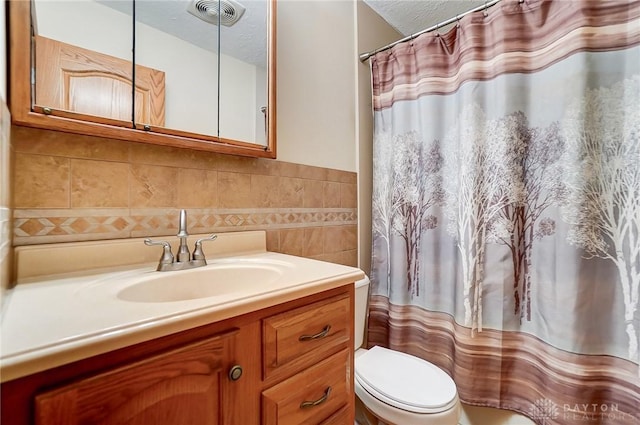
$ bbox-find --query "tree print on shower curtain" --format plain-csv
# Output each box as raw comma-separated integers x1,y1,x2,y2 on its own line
372,132,394,295
561,76,640,365
485,112,566,323
389,131,443,298
442,104,516,332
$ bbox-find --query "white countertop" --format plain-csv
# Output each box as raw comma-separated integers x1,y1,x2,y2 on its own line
1,249,364,383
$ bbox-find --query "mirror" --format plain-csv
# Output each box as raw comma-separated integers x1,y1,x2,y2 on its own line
31,0,137,127
132,0,220,139
9,0,276,158
218,1,269,145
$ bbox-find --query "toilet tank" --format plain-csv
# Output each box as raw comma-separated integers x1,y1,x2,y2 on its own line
354,276,370,350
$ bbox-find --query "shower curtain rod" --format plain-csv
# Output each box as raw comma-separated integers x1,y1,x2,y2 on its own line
359,0,502,62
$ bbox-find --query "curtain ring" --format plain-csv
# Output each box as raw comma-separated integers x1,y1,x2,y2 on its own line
455,14,460,27
435,22,441,37
483,1,489,17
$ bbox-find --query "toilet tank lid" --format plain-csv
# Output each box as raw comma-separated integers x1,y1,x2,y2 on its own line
355,346,458,413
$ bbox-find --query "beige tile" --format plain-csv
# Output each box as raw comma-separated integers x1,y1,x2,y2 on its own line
303,180,324,208
298,164,329,181
70,159,129,208
279,228,305,256
342,249,358,267
129,164,178,208
323,182,341,208
129,142,218,170
324,225,357,253
250,174,279,208
340,183,357,208
12,126,129,162
333,251,355,267
313,251,356,267
14,153,70,208
315,252,344,265
307,253,328,262
217,172,252,208
323,225,343,254
177,169,218,208
326,169,357,184
279,162,328,181
278,177,304,208
266,229,279,252
216,155,279,176
303,227,324,256
344,225,358,250
129,143,182,167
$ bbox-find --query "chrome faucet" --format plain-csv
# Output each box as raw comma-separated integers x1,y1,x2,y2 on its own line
176,209,191,263
144,209,217,272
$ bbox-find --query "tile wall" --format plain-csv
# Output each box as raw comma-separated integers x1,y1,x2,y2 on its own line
12,126,358,267
0,102,12,303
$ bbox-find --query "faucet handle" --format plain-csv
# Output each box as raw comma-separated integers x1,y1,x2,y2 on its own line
144,238,174,266
193,234,218,261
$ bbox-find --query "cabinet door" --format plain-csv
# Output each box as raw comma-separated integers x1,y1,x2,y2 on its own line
35,329,237,425
35,35,166,126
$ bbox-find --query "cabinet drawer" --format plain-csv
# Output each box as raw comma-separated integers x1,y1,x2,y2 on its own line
263,294,351,379
321,405,352,424
262,349,351,425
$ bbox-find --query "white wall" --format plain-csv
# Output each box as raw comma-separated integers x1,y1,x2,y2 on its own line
34,0,261,143
355,0,400,274
276,0,357,172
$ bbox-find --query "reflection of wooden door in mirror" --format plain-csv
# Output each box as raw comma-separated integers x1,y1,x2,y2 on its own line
35,35,166,126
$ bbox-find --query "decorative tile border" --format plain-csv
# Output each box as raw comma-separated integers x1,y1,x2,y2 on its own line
13,208,358,245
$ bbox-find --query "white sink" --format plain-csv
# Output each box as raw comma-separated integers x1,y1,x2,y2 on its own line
117,263,283,303
75,257,296,304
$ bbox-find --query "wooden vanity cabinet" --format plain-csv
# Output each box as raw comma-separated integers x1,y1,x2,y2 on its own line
1,285,355,425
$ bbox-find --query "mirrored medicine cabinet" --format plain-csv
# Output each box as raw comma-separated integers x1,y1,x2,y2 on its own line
9,0,277,158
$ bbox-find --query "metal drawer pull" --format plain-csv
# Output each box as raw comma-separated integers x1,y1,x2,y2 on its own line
298,324,331,341
300,386,332,409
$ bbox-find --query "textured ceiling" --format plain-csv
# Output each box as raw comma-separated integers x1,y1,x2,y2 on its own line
363,0,487,36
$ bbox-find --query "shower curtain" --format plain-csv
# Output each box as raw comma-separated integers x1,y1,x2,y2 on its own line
368,1,639,424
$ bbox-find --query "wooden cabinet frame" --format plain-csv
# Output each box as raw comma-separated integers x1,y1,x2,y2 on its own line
8,0,277,159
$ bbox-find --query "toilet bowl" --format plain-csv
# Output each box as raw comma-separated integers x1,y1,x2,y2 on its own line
354,277,460,425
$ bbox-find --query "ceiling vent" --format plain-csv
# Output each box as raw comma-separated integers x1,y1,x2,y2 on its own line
187,0,246,27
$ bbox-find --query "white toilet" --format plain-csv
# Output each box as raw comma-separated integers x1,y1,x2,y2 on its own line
354,276,461,425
